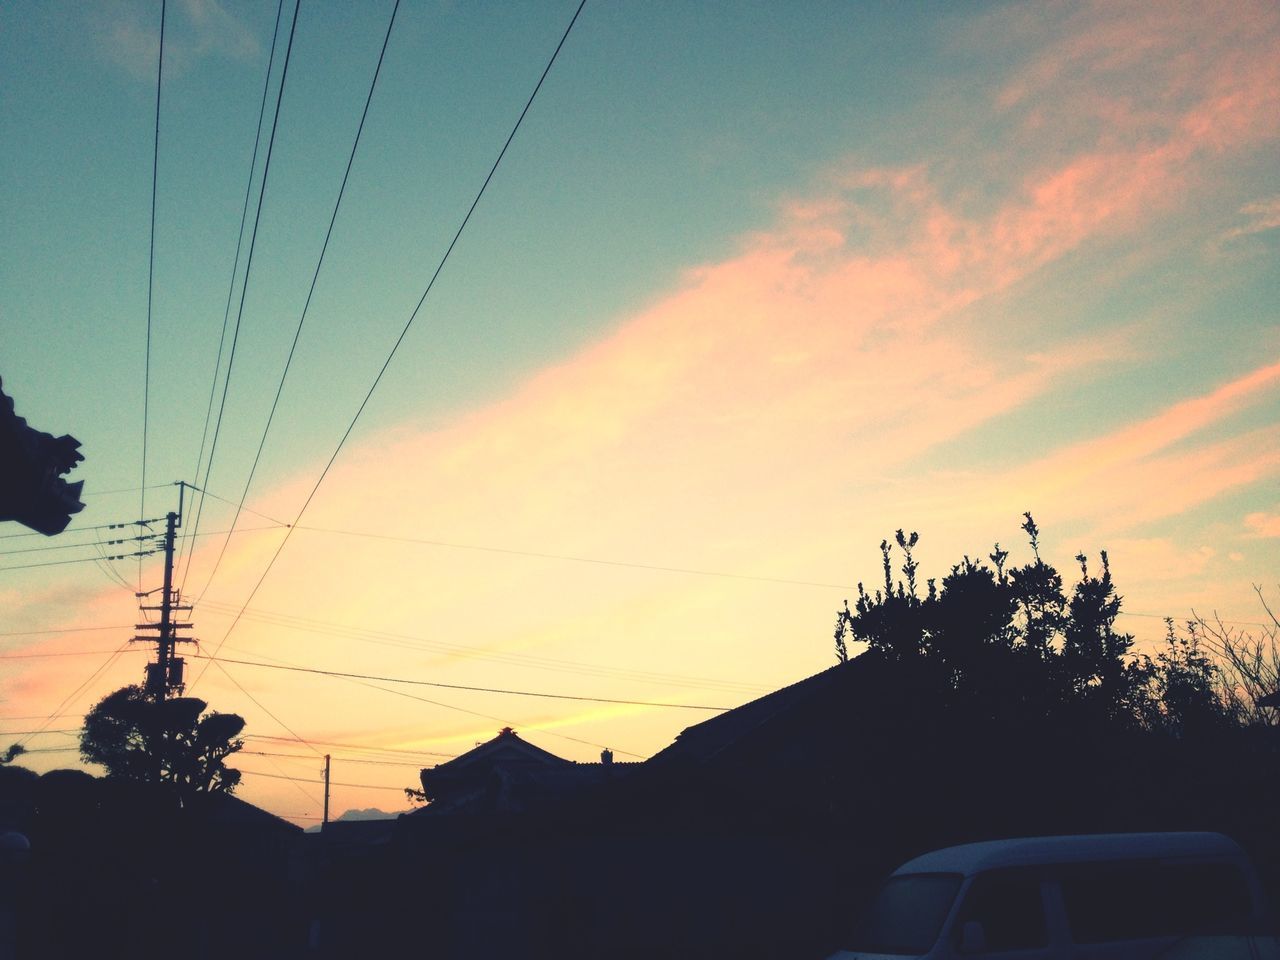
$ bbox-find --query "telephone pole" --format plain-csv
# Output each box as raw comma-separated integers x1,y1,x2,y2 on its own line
322,755,331,827
134,483,194,699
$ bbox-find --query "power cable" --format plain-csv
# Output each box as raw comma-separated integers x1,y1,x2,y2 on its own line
297,524,862,592
184,482,289,527
77,483,171,498
192,652,727,711
209,639,644,758
194,0,401,605
234,768,407,791
0,549,159,573
0,517,164,542
0,729,81,736
0,626,128,637
244,733,454,759
140,0,166,587
339,675,646,759
0,533,155,557
92,537,137,592
183,0,301,593
196,598,766,694
206,656,324,758
245,751,323,808
192,659,326,807
242,749,443,766
15,747,79,755
14,643,131,749
180,0,287,583
0,651,142,660
190,0,588,689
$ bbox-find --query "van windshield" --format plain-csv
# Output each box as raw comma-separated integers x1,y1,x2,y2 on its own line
846,873,963,955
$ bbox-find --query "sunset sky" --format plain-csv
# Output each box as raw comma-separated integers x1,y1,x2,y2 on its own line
2,0,1278,825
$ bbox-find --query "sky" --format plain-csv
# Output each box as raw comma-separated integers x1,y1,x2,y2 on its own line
2,0,1278,825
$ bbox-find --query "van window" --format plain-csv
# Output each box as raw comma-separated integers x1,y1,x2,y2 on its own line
956,870,1048,951
847,873,963,954
1060,861,1252,943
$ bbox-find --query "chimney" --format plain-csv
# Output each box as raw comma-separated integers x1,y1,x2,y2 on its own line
600,748,613,765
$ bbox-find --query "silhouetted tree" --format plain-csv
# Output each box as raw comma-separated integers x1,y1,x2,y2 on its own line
1139,618,1239,738
80,685,244,802
832,515,1241,732
1193,586,1280,727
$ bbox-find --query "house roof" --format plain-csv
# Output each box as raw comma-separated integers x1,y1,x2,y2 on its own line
407,727,635,817
422,727,573,778
647,661,852,766
191,791,304,833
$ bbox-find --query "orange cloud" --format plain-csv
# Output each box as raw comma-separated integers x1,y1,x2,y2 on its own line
1244,511,1280,538
7,0,1280,802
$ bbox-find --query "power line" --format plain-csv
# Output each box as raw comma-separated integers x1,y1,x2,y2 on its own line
0,517,164,541
140,0,166,581
191,652,728,711
195,598,767,694
0,524,280,572
297,524,861,592
1117,609,1273,630
194,0,400,604
244,733,454,759
315,669,646,759
181,0,287,583
191,0,588,689
14,643,131,749
210,640,645,759
0,626,127,637
184,483,289,527
200,661,327,809
0,729,81,737
242,749,440,767
0,651,142,660
14,747,79,755
0,549,158,573
184,0,301,595
78,483,171,498
206,656,324,759
92,537,137,592
234,768,410,792
0,533,156,557
188,522,287,538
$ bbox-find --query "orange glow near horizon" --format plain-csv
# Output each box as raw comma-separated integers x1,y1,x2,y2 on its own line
3,0,1279,825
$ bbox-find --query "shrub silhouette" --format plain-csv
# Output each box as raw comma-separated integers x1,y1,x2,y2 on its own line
833,514,1239,736
80,685,245,802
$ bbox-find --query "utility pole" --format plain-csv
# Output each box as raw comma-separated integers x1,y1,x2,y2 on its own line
322,755,331,828
134,484,193,700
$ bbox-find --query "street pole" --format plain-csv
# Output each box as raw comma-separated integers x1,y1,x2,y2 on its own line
322,755,331,828
135,487,192,699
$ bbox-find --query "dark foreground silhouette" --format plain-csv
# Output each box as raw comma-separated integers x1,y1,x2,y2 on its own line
3,523,1276,958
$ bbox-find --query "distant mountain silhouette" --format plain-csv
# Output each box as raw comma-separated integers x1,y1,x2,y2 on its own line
304,806,405,833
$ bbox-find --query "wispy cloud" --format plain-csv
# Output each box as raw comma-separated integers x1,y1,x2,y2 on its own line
93,0,261,82
1244,510,1280,538
1214,196,1280,251
8,0,1279,798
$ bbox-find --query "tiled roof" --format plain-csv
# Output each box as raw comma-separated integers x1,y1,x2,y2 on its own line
647,660,853,766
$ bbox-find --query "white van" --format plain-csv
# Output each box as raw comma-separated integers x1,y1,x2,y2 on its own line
829,832,1277,959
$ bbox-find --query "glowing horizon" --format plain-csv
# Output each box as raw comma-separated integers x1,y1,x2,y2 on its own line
2,0,1278,824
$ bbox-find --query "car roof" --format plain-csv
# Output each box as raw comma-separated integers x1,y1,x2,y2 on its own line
894,832,1244,876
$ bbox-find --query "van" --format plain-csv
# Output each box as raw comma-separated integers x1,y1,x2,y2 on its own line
830,832,1277,959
